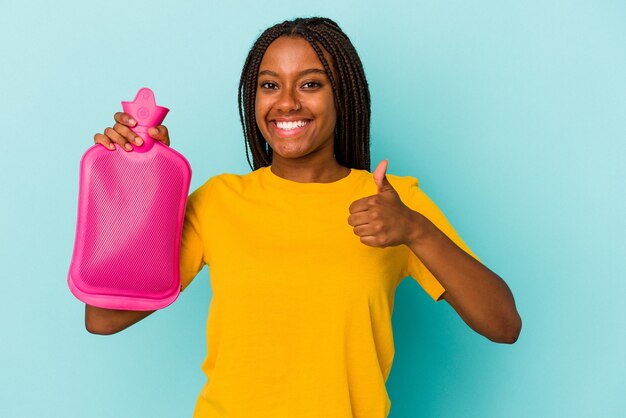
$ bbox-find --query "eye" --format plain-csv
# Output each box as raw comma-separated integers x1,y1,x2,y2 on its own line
260,81,278,90
302,81,322,89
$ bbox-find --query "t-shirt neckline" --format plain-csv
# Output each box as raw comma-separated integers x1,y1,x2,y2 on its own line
260,165,360,193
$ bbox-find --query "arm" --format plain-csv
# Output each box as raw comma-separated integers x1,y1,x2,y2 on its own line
406,212,522,344
85,304,155,335
348,160,522,344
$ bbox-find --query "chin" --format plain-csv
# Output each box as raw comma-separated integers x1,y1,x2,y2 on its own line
269,141,312,159
273,150,309,160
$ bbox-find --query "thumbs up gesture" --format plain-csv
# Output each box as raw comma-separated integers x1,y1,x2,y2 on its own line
348,160,423,248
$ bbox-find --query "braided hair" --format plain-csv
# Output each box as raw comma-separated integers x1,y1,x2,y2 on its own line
238,17,371,171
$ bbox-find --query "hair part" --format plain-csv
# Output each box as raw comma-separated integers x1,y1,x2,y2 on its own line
238,17,371,171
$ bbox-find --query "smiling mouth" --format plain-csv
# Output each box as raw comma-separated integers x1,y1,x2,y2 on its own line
274,120,310,130
270,119,312,138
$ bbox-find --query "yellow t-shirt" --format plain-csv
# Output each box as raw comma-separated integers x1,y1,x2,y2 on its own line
179,166,477,418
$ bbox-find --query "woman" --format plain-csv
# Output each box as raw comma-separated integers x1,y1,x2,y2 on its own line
87,17,521,418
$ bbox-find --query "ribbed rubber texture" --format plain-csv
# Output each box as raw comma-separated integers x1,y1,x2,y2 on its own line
68,143,191,309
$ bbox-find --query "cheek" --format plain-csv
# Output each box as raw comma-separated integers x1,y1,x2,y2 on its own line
320,97,337,130
329,106,337,127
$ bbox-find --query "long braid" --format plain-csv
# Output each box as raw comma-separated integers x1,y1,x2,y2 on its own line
238,17,371,171
238,28,283,168
307,27,363,167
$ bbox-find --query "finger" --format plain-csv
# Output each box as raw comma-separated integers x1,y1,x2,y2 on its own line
347,211,371,227
352,224,368,236
359,235,383,247
352,223,379,237
348,196,373,214
113,122,143,146
114,112,137,127
373,159,394,193
149,125,170,146
104,127,134,152
94,133,115,151
352,221,384,237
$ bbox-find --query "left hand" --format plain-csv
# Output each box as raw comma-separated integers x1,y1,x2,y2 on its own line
348,160,422,248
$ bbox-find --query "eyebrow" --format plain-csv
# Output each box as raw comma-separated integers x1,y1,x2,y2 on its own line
258,68,327,78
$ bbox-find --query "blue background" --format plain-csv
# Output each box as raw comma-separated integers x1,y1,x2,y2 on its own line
1,0,624,417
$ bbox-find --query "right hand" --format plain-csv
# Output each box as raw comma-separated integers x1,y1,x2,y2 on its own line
94,112,171,152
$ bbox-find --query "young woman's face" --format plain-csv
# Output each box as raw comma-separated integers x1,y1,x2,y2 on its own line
255,36,337,164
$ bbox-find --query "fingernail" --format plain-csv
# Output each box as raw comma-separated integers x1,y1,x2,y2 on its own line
128,118,136,126
124,143,133,151
134,137,143,145
149,127,157,135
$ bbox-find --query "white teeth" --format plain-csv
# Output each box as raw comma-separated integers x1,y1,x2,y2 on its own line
275,120,308,130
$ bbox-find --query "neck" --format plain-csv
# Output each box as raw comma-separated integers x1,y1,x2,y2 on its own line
270,158,350,183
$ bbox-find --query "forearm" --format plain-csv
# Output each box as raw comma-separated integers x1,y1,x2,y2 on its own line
85,304,155,335
407,211,522,343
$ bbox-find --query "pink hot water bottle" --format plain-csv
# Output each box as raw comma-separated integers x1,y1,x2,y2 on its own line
68,88,192,310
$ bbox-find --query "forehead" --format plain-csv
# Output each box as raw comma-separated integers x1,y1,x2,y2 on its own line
258,36,332,75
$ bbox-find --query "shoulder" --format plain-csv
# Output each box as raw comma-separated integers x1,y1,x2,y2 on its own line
345,169,421,208
188,169,261,201
350,168,419,189
199,169,258,188
386,173,420,197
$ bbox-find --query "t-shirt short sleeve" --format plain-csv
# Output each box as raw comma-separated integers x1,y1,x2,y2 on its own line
403,177,480,302
179,185,207,292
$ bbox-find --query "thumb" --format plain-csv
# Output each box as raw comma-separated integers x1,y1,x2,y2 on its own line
373,159,394,193
149,125,170,146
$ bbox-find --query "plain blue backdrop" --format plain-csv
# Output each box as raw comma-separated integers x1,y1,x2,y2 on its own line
1,0,624,417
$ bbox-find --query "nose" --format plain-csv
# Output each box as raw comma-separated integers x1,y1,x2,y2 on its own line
276,86,301,113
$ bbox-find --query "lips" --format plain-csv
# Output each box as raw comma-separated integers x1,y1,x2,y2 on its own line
270,119,312,137
275,120,309,130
